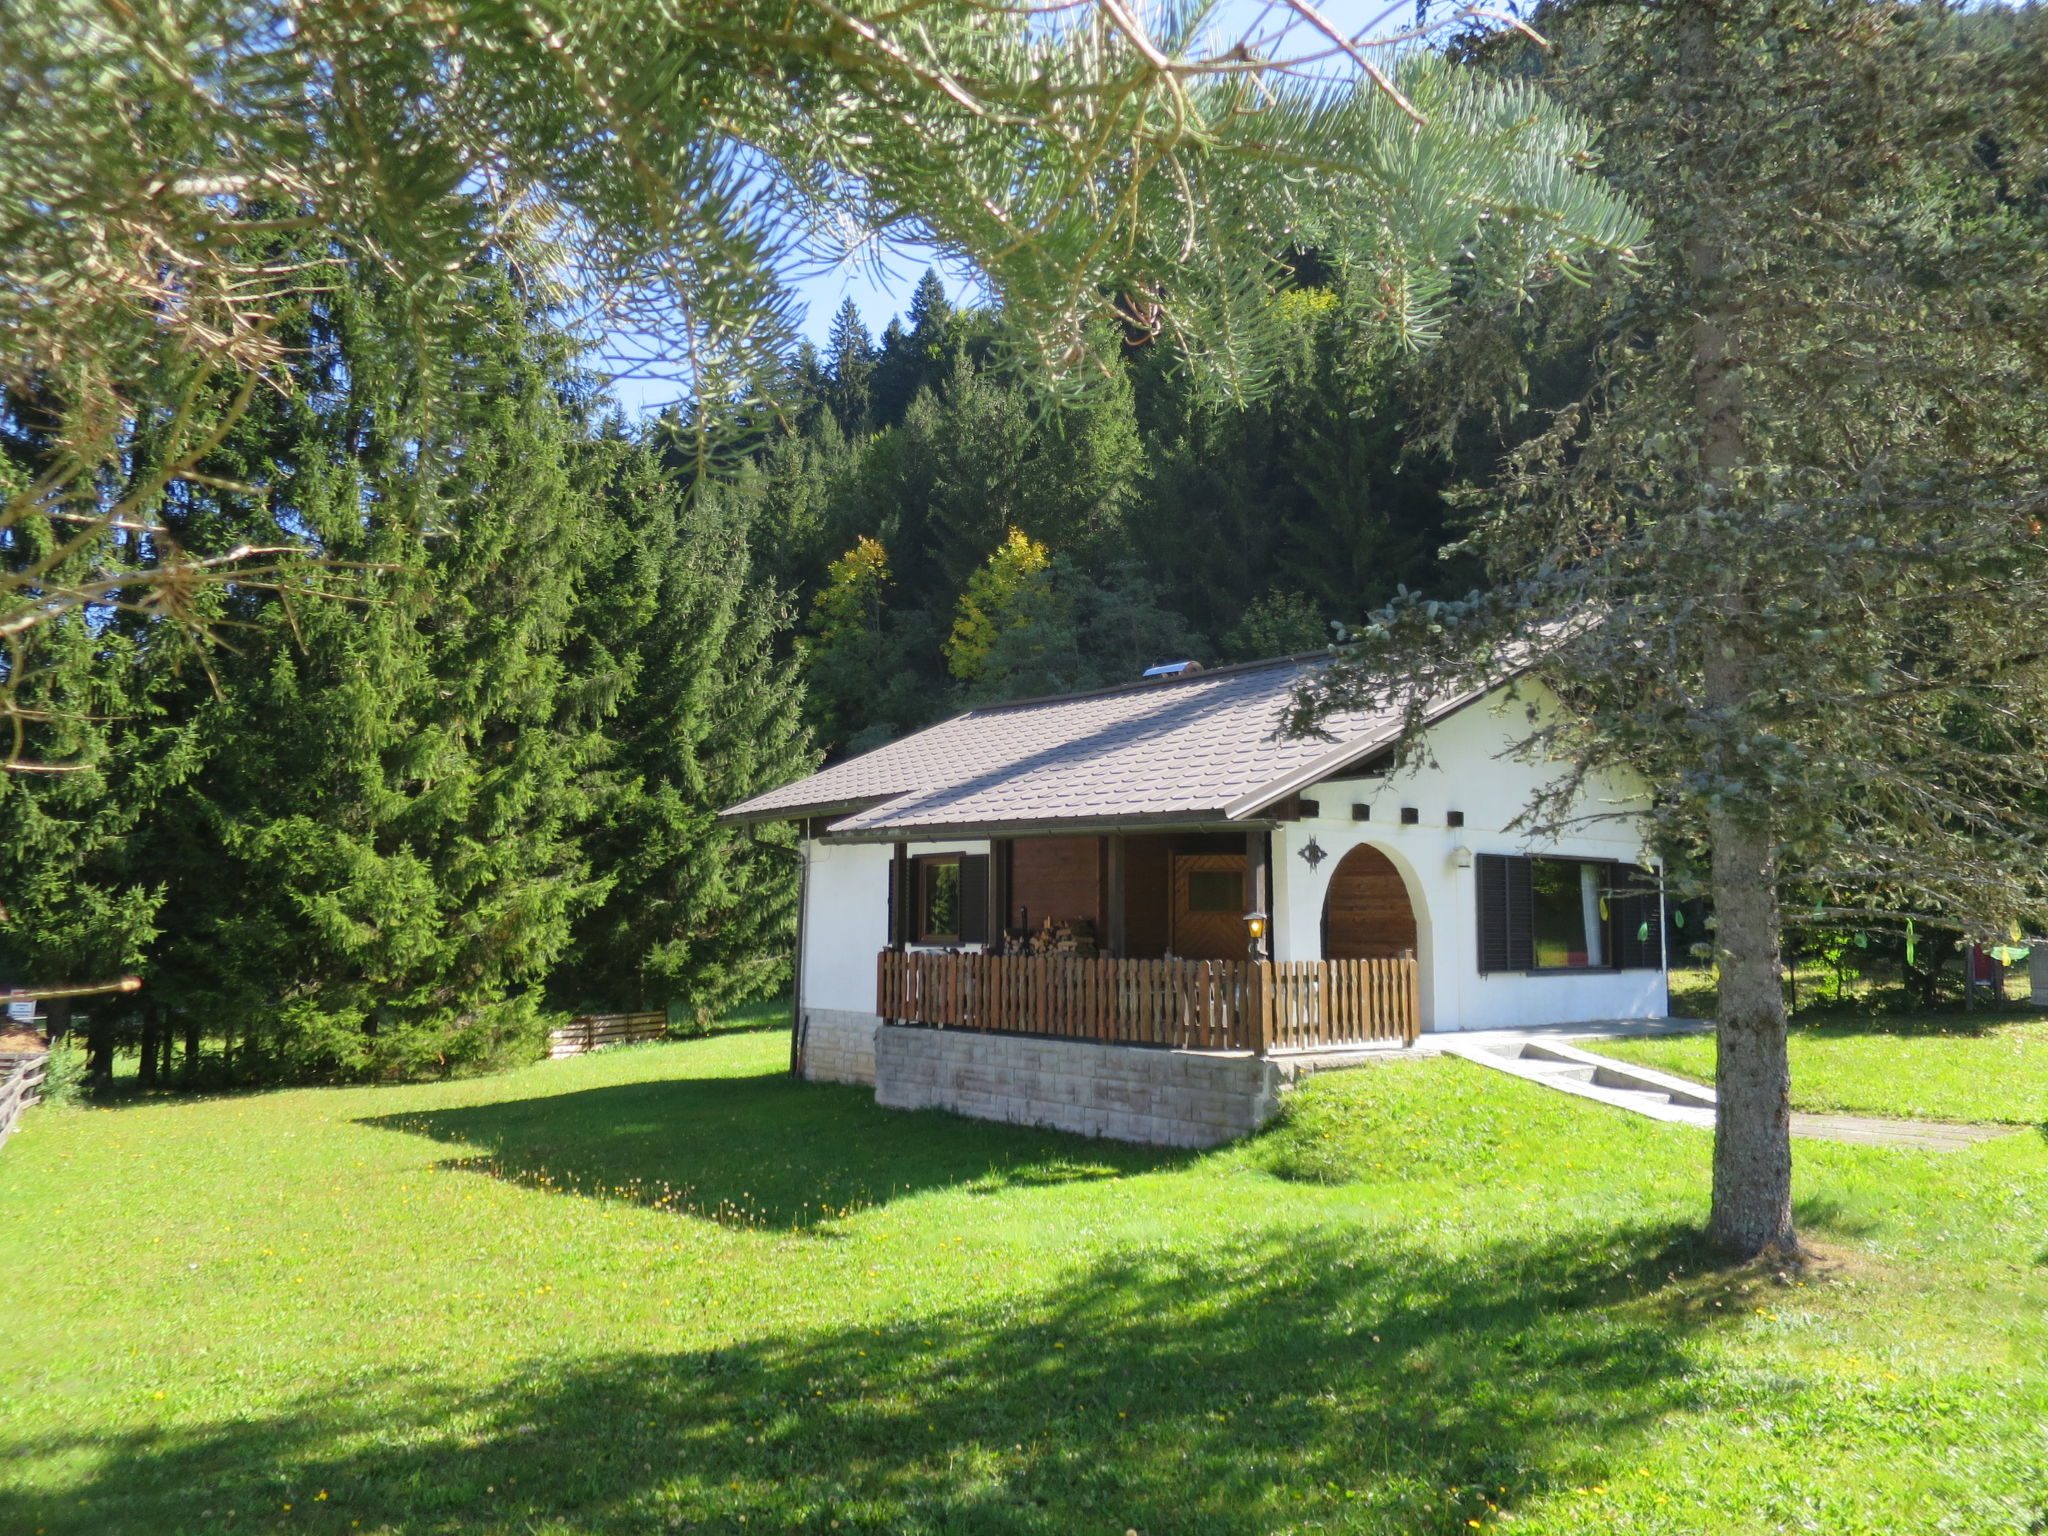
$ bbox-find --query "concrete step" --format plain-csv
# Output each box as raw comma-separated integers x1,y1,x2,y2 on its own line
1438,1036,1721,1128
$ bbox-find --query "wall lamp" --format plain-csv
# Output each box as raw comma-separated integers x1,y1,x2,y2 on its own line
1244,910,1268,954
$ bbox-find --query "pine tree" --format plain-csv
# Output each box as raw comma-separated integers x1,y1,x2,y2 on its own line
871,270,963,427
908,269,953,342
823,300,877,437
948,533,1196,703
1225,589,1330,661
150,268,612,1080
1303,0,2048,1256
557,440,815,1019
802,536,942,755
907,338,1145,594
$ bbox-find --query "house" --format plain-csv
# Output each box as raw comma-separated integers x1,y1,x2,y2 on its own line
719,652,1669,1147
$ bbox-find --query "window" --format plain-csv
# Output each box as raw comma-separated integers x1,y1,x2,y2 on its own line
1186,869,1244,913
919,857,961,942
1530,859,1605,969
1476,855,1664,974
903,853,990,946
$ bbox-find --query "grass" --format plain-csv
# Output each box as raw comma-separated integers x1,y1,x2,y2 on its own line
3,1018,2046,1535
1593,1008,2048,1125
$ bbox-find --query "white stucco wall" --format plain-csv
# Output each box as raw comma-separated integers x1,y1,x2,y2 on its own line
1269,683,1669,1031
801,840,892,1016
800,838,991,1016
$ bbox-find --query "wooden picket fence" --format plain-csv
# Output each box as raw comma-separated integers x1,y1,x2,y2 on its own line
0,1053,48,1153
546,1012,669,1059
876,952,1417,1054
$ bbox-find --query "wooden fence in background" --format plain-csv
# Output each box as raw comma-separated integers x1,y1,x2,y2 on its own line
0,1053,48,1153
876,952,1417,1053
546,1012,668,1059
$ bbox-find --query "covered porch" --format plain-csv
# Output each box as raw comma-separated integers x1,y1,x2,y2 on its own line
876,951,1420,1053
872,824,1421,1053
881,825,1420,966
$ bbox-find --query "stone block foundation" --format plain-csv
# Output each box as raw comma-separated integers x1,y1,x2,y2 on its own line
872,1024,1285,1148
797,1008,880,1086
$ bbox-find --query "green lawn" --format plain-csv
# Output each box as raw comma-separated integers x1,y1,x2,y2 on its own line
1592,1010,2048,1125
3,1020,2045,1535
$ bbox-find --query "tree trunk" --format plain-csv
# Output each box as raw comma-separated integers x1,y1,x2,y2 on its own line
83,1014,113,1083
1706,802,1797,1256
1678,3,1797,1259
183,1016,201,1080
139,1009,159,1086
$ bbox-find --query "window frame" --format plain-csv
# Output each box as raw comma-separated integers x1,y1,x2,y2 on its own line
914,854,964,945
1527,855,1608,972
1184,867,1245,915
1475,854,1665,976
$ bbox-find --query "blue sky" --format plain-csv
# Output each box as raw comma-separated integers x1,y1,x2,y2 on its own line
600,254,979,418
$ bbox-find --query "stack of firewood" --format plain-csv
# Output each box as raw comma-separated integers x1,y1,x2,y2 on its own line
1021,916,1097,957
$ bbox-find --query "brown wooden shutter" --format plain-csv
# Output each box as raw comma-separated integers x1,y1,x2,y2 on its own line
958,855,990,944
1610,863,1665,971
1476,854,1533,973
887,848,910,949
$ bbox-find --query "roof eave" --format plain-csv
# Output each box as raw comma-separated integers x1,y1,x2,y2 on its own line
715,794,899,828
816,809,1280,844
1219,728,1400,821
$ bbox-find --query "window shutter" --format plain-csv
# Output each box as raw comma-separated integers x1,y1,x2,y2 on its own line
1610,864,1665,970
1477,854,1533,973
958,855,990,944
887,855,906,948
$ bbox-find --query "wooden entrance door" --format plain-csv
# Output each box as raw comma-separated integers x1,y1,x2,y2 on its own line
1321,845,1417,959
1171,853,1248,960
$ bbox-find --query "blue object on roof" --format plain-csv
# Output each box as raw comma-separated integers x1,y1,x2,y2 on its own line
1142,660,1202,678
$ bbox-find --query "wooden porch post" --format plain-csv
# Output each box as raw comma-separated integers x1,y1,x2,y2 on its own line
1245,830,1272,959
1106,834,1127,959
989,839,1011,953
889,842,910,952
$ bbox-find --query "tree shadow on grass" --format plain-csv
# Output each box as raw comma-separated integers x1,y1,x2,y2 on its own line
358,1069,1191,1230
0,1224,1759,1536
1782,1005,2041,1042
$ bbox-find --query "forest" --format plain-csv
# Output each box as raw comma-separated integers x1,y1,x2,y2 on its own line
0,253,1522,1084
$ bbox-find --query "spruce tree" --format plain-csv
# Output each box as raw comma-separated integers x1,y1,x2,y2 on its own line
557,440,814,1020
823,300,878,438
150,268,611,1079
1302,0,2048,1256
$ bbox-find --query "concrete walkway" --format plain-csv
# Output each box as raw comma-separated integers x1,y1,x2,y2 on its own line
1434,1025,2026,1152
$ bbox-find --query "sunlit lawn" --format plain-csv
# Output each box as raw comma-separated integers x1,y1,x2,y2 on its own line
1594,1008,2048,1125
3,1013,2044,1535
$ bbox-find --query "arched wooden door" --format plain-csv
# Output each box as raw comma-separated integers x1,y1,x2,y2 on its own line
1321,845,1418,960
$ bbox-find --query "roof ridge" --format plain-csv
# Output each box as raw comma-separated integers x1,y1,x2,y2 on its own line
962,649,1333,717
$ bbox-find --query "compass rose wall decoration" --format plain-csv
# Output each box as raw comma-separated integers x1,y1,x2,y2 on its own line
1298,836,1327,872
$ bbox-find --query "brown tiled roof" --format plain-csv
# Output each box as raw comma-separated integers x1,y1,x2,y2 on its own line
721,653,1480,838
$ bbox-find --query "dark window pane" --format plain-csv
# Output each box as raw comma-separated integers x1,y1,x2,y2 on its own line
923,860,960,939
1531,859,1604,968
1187,870,1243,913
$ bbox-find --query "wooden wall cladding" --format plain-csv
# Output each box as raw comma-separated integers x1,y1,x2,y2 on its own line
1010,836,1103,932
1124,836,1172,957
